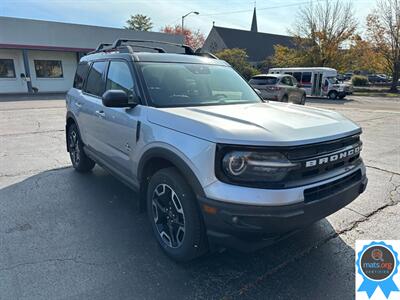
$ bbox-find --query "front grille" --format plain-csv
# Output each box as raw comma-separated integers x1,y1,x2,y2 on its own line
304,170,362,203
285,135,360,160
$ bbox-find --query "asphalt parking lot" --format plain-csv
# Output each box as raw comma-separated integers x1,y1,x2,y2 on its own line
0,94,399,299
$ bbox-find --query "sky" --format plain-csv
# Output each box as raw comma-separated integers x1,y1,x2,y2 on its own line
0,0,378,37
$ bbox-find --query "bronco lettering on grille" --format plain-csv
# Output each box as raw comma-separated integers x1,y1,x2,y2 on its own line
305,145,361,168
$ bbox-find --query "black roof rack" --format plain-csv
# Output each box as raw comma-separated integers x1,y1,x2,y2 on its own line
111,39,195,55
87,39,217,59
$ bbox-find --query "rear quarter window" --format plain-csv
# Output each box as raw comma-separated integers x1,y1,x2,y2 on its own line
73,62,90,90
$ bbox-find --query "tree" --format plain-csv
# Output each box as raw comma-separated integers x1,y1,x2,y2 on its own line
270,45,311,68
214,48,259,80
161,25,205,50
366,0,400,93
270,0,357,70
343,35,386,74
125,14,153,31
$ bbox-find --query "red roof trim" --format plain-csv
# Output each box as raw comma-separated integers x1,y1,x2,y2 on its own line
0,43,94,52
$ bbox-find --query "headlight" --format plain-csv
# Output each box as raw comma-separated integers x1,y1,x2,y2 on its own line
220,151,299,183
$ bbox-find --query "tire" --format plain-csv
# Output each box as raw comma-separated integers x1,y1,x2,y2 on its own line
338,94,346,100
147,167,208,262
300,94,306,105
67,123,95,172
328,90,338,100
281,95,288,102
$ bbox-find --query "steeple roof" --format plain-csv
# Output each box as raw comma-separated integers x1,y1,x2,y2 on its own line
251,7,258,32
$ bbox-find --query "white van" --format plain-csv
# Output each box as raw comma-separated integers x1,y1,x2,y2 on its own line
268,67,353,99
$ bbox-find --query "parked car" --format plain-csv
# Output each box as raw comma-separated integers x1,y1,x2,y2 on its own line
248,74,306,104
344,72,353,81
368,74,389,83
66,39,368,262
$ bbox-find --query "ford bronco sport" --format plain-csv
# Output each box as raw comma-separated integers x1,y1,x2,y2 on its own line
66,39,368,262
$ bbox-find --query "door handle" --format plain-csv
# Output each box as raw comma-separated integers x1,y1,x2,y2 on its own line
75,102,82,108
95,110,106,118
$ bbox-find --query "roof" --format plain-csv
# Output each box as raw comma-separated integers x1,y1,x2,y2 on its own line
252,73,285,78
269,67,337,72
212,26,293,62
82,51,229,66
0,16,183,52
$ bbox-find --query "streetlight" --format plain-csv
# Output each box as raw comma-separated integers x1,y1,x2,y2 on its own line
182,11,199,31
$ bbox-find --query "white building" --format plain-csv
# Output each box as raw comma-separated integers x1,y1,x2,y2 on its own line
0,17,183,94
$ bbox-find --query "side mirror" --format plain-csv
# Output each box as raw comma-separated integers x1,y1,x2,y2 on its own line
20,73,26,79
297,83,303,88
102,90,138,108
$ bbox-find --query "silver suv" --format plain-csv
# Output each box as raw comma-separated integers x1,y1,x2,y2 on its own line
249,74,306,104
66,39,367,261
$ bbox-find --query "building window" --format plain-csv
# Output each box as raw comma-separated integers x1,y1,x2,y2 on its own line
34,60,63,78
0,59,16,78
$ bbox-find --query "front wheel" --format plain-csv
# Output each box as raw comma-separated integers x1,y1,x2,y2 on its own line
147,167,208,262
328,91,338,100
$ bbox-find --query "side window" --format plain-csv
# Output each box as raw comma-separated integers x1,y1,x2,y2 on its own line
106,61,134,97
284,72,293,75
293,72,302,82
291,76,298,86
301,72,312,84
84,61,107,97
73,62,90,90
281,76,291,86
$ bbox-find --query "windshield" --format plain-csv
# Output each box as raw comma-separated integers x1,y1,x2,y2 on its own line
139,63,261,107
327,77,339,84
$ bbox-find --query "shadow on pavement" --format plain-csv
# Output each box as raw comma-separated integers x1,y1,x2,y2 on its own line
0,167,355,299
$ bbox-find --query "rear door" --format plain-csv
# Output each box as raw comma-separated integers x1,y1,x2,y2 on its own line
81,60,108,154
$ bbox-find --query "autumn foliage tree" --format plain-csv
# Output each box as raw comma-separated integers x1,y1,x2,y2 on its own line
214,48,259,80
270,0,357,70
161,25,205,50
366,0,400,92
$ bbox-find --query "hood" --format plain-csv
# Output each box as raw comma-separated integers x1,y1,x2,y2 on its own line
147,102,361,146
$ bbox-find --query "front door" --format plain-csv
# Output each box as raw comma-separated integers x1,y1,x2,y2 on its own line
99,60,139,178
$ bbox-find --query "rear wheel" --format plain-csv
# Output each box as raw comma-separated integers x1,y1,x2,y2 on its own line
281,95,288,102
67,123,95,172
147,167,208,262
328,90,338,100
300,94,306,105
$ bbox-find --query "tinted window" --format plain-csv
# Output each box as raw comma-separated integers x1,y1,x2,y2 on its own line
0,59,16,78
34,60,63,78
249,76,278,85
84,61,107,97
293,72,302,82
140,63,260,107
106,61,134,96
284,72,293,75
280,76,293,86
73,62,90,89
301,72,312,84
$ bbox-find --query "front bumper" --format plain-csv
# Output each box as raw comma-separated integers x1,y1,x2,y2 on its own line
199,170,367,251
